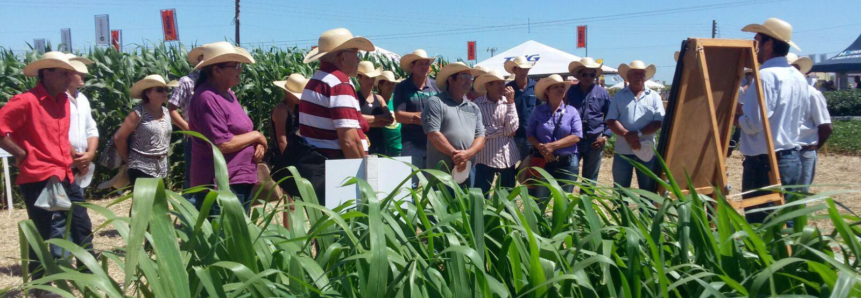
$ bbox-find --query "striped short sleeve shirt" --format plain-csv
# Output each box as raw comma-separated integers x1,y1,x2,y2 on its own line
299,62,369,158
473,95,520,169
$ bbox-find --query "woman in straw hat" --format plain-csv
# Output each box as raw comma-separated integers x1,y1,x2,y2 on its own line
356,61,394,155
526,74,582,199
376,70,404,156
187,41,262,214
269,74,308,196
113,75,173,185
472,70,519,194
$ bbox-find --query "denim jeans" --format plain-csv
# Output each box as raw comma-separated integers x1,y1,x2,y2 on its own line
514,136,531,160
23,178,94,278
742,150,802,224
183,138,196,206
798,149,817,194
577,138,604,190
474,164,517,195
194,183,255,217
401,140,427,188
529,154,579,200
612,154,656,190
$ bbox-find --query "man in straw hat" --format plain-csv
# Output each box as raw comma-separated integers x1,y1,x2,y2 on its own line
607,60,665,190
566,57,612,189
393,49,440,177
736,18,808,224
299,28,374,202
788,53,832,195
421,62,485,184
168,44,207,197
0,52,96,281
504,55,538,161
472,70,518,193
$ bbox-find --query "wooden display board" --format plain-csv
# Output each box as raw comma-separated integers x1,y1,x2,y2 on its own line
652,38,784,211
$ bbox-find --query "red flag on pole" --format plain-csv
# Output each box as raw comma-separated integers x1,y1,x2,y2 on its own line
577,26,587,48
111,30,122,51
467,41,476,61
160,9,179,41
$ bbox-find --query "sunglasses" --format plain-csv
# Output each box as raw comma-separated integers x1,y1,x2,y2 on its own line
153,87,167,93
580,72,597,78
455,73,474,80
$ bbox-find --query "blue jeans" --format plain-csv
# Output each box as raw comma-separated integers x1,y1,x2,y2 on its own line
474,164,517,195
194,183,254,217
799,149,817,194
401,140,427,188
577,138,604,190
514,136,531,160
742,150,802,224
183,137,196,206
529,154,579,200
612,154,656,190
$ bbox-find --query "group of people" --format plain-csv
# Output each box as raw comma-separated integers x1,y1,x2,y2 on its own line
0,18,836,285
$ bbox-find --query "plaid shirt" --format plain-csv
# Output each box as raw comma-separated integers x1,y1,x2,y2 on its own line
167,71,200,122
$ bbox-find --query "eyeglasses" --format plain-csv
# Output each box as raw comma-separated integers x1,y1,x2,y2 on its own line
339,50,361,59
153,87,167,93
455,73,474,80
580,72,597,78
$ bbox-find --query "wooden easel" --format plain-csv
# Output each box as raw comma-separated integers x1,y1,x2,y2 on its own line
653,38,784,212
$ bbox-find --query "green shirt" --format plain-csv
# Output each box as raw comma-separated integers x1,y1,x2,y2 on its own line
382,96,402,153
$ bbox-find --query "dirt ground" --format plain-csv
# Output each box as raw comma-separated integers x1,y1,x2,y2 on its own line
0,153,859,295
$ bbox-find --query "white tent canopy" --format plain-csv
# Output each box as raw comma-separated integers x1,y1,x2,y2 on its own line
361,46,401,63
475,40,618,76
608,80,666,90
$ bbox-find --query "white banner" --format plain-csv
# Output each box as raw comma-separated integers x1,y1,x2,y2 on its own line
60,28,72,52
95,14,110,46
33,39,46,54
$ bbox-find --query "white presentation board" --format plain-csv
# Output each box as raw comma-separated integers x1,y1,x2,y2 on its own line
324,156,413,209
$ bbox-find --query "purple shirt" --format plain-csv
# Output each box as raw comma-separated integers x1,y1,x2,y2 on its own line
188,82,257,187
526,103,583,157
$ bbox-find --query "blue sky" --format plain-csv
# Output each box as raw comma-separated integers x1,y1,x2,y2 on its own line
1,0,859,82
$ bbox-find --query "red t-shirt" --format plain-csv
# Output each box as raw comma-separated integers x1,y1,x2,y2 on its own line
0,83,74,185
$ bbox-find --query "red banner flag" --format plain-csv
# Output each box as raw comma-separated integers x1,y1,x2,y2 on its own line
577,26,587,48
467,41,476,61
111,30,121,51
160,9,179,41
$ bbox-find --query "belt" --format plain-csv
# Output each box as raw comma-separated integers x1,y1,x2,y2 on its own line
776,148,799,157
801,145,817,151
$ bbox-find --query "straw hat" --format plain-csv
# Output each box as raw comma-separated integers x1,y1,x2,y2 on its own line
187,45,207,65
130,75,169,99
167,80,179,88
399,49,436,74
64,53,94,74
357,61,383,77
98,165,129,190
194,41,256,70
786,53,812,74
504,56,534,74
535,74,571,101
273,73,309,98
742,18,800,51
304,28,374,63
674,51,680,62
618,60,656,81
23,51,78,77
471,65,488,77
473,70,506,95
375,70,401,86
568,57,603,77
436,62,474,90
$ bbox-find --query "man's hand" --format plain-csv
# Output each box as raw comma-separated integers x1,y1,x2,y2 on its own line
253,144,265,162
591,136,607,149
13,150,26,167
504,86,515,104
624,131,641,151
735,103,744,116
452,149,471,165
411,114,422,125
72,151,95,172
455,162,468,172
376,113,395,125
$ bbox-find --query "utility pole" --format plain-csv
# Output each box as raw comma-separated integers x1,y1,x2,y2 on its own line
235,0,240,46
712,20,717,38
487,47,498,57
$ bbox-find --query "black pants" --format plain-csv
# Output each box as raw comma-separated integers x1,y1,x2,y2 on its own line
128,168,155,186
21,178,94,278
193,183,255,216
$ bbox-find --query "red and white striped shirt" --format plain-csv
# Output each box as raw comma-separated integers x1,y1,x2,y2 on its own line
299,62,369,158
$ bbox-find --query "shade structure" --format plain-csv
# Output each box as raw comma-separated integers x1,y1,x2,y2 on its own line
475,40,617,76
810,33,861,73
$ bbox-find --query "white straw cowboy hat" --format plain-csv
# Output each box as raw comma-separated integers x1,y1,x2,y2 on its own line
618,60,657,82
436,62,474,90
357,61,383,77
273,73,309,98
400,49,436,74
194,41,256,70
23,51,78,77
304,28,374,64
130,74,169,99
535,74,571,101
504,56,534,74
98,165,130,190
187,45,207,65
568,57,603,77
473,70,506,95
471,65,488,77
64,53,94,74
375,70,401,86
167,80,179,88
742,18,800,51
786,53,813,74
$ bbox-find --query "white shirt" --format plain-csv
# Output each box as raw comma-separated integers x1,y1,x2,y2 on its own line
798,85,831,146
68,90,99,186
606,87,665,155
738,57,808,156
